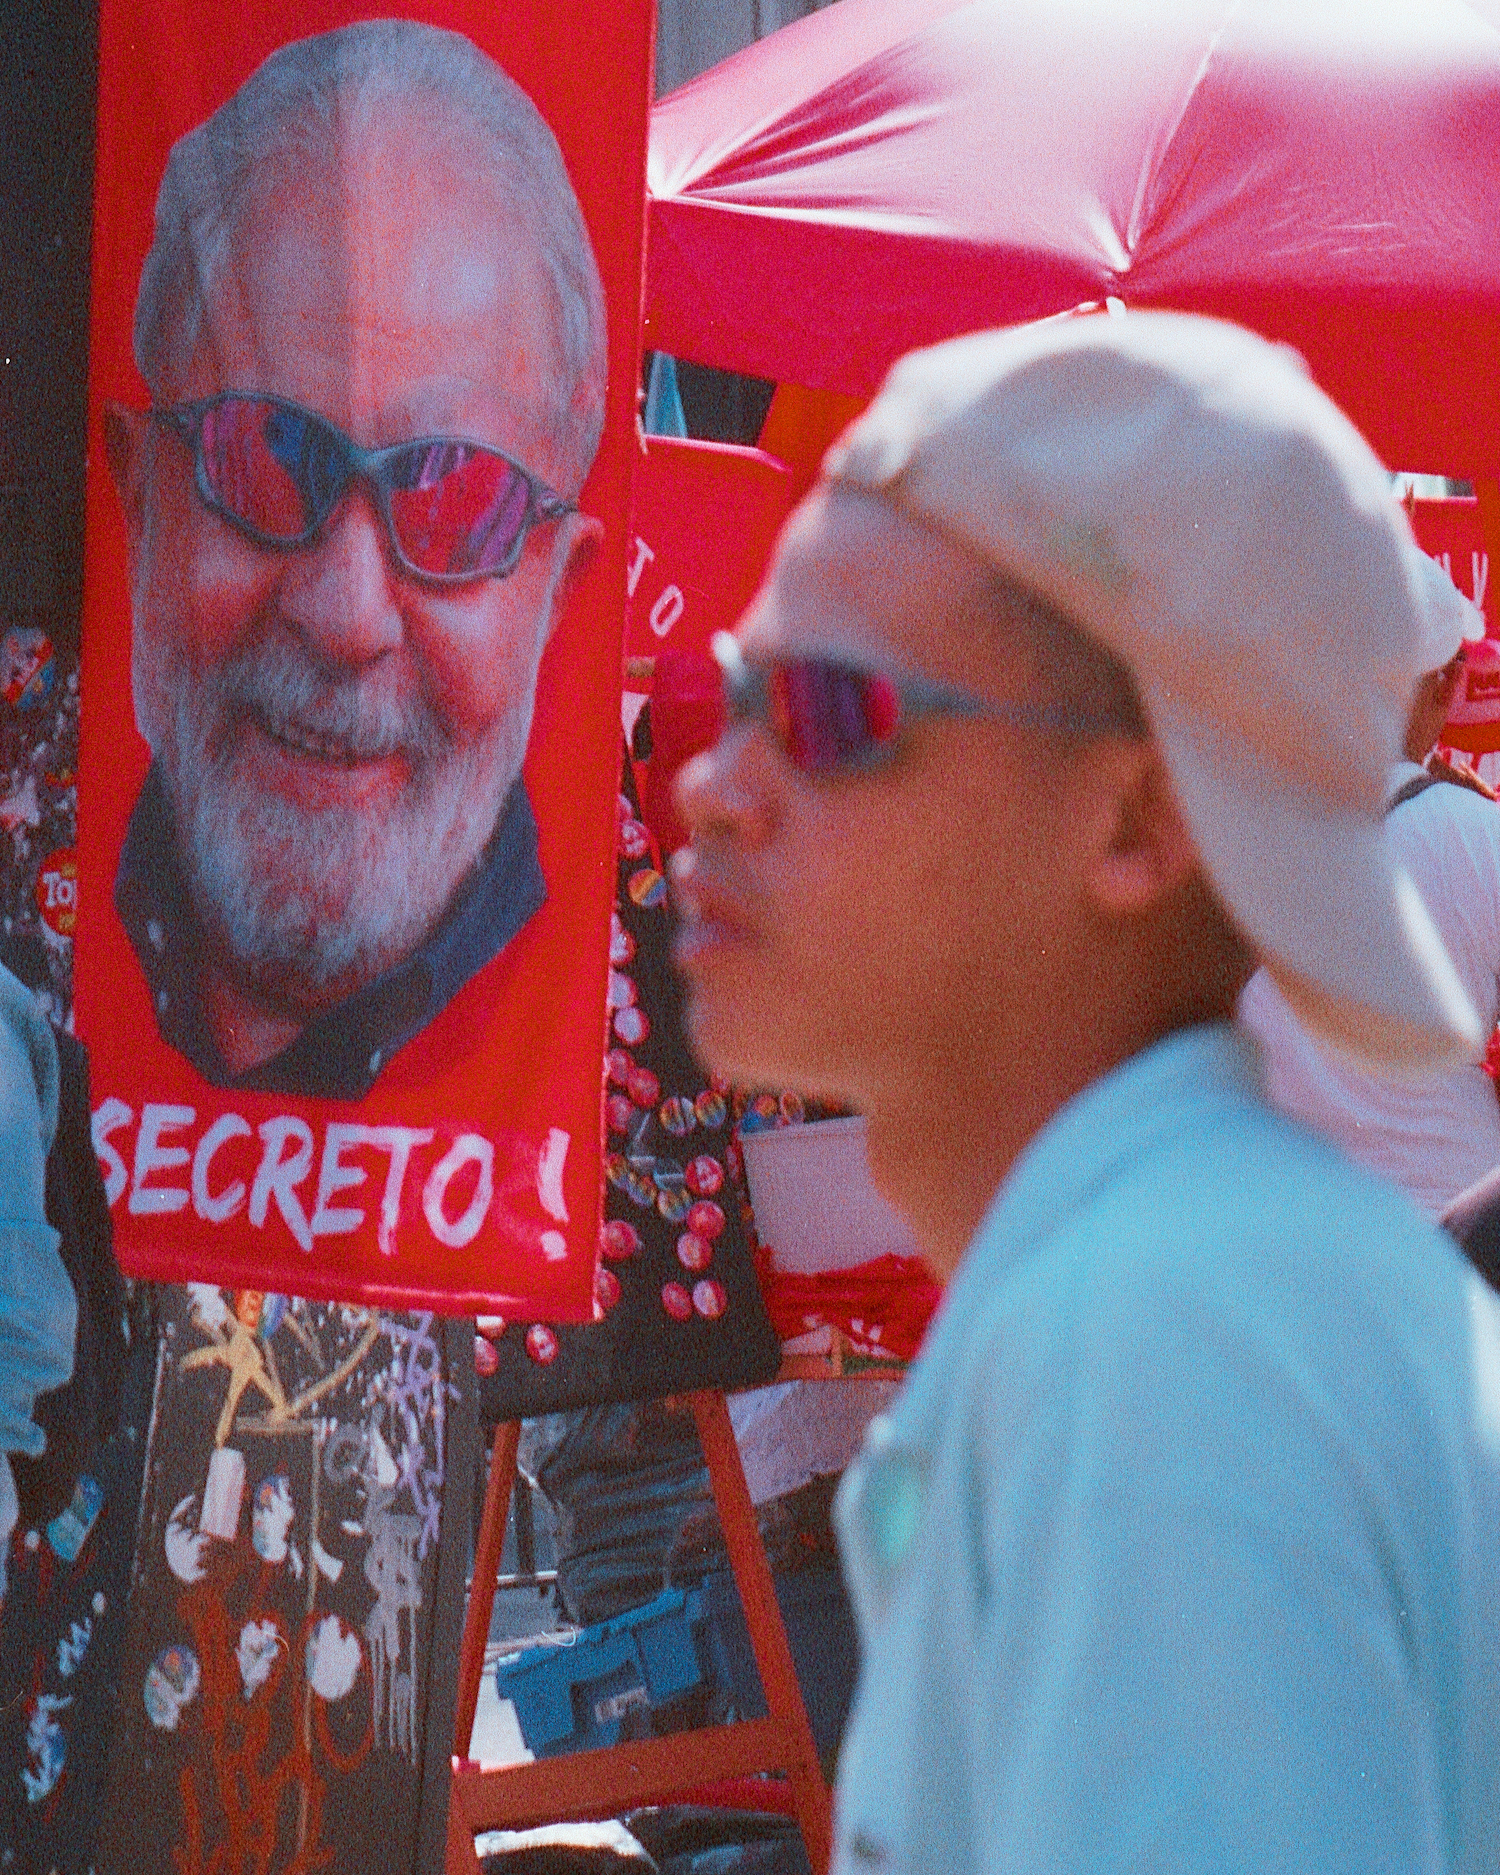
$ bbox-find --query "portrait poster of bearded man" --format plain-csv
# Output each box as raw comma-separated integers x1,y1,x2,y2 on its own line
75,2,655,1319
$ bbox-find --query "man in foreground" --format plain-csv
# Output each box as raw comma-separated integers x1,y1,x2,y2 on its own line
104,19,606,1095
672,313,1500,1870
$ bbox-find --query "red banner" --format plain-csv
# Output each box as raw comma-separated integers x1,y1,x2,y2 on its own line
1410,497,1494,637
624,436,792,663
76,2,655,1317
622,436,792,850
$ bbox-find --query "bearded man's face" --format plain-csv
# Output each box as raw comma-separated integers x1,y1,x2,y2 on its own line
119,109,586,1013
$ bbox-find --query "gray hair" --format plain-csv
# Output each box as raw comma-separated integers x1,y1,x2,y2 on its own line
134,19,607,486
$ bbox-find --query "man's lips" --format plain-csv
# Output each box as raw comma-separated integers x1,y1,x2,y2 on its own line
239,710,415,805
670,847,758,969
256,713,374,768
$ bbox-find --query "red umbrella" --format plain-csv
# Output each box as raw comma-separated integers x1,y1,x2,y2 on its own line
646,0,1500,475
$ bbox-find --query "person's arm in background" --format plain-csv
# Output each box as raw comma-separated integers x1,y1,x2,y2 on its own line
0,962,75,1592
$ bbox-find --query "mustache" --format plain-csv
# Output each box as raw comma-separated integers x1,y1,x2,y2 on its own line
208,633,450,769
153,615,535,1014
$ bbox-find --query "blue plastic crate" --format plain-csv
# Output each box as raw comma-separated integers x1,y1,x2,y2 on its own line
495,1587,709,1757
694,1564,859,1761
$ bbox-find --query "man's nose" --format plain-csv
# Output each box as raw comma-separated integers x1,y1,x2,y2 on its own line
275,485,404,667
673,720,780,850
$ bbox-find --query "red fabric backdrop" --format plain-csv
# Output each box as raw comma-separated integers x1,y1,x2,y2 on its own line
1411,497,1496,636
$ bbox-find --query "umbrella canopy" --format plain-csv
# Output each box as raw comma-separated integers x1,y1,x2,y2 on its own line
646,0,1500,473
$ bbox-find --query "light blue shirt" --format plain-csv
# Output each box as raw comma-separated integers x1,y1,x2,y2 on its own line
833,1023,1500,1874
0,963,75,1580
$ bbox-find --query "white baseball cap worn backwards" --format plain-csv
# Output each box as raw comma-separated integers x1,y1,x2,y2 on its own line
824,311,1481,1071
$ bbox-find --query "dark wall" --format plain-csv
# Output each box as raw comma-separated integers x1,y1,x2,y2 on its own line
674,360,776,448
1,0,97,664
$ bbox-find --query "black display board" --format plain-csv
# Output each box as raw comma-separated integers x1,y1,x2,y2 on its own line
475,749,781,1420
96,1299,475,1874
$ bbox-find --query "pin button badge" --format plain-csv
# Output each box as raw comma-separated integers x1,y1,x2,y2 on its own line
676,1231,711,1272
525,1324,560,1365
628,867,666,909
692,1279,727,1319
657,1184,691,1223
693,1090,728,1129
627,1067,660,1108
684,1156,724,1196
614,1005,649,1045
601,1219,642,1261
686,1200,725,1240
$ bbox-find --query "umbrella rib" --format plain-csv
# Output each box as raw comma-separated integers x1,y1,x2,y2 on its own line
1123,0,1244,276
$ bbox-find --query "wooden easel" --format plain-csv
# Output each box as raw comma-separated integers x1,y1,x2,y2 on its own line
446,1389,833,1873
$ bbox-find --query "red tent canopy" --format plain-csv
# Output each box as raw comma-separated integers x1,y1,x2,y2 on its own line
646,0,1500,474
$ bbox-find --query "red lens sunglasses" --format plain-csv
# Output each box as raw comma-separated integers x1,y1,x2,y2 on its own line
154,390,574,584
710,631,1133,776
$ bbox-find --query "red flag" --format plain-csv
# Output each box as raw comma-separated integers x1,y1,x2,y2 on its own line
76,2,655,1318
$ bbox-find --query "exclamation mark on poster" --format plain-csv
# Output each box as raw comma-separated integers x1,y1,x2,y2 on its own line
538,1128,570,1260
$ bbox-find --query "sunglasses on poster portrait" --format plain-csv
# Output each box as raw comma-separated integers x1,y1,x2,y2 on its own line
150,391,577,585
709,631,1138,778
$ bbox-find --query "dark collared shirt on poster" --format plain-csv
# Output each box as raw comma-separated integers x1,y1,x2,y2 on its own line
115,764,546,1099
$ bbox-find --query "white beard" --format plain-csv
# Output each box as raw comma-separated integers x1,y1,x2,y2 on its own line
156,629,537,1013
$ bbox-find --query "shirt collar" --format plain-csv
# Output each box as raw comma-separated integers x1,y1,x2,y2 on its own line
115,763,546,1097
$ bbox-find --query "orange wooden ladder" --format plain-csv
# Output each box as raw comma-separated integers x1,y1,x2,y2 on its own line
446,1389,833,1874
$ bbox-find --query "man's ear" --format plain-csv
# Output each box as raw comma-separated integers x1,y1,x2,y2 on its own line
103,402,151,552
537,510,603,646
556,510,603,592
1438,653,1468,718
1081,740,1201,917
